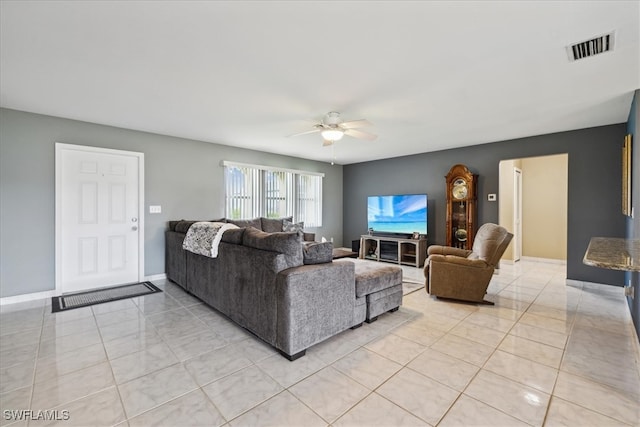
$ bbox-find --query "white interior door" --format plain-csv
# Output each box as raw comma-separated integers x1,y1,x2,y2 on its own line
56,144,144,294
513,167,523,261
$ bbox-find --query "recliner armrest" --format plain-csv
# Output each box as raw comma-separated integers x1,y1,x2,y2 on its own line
428,254,490,269
427,245,472,258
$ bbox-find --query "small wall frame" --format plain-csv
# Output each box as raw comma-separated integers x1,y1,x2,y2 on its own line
622,134,632,216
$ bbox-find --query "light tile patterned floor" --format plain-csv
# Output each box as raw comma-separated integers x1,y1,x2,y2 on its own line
1,260,639,426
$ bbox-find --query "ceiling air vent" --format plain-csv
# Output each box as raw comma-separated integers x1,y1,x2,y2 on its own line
567,32,615,61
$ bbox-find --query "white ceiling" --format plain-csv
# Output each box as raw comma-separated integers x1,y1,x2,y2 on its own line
1,1,639,165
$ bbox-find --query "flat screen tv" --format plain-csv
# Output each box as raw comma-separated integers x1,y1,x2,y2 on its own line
367,194,428,236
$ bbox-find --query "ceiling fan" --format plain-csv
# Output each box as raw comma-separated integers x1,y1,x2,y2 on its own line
289,111,377,146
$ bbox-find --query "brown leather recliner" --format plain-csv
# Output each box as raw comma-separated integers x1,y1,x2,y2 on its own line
424,223,513,304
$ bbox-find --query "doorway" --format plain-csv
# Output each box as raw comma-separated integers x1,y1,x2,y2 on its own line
56,143,144,294
499,154,568,262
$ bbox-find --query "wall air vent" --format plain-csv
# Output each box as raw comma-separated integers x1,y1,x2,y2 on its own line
567,32,614,61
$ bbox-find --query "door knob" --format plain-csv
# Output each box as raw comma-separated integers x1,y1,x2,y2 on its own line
132,226,138,231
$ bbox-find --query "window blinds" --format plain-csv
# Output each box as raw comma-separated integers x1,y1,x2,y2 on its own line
223,162,323,227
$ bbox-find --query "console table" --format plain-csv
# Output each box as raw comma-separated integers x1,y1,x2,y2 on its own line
583,237,640,272
359,235,427,268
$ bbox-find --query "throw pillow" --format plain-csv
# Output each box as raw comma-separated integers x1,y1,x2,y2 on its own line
227,218,262,229
242,227,302,257
261,216,292,233
221,227,245,244
174,220,201,233
282,219,304,233
302,241,333,265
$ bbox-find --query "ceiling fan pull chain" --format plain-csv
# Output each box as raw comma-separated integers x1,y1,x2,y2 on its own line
331,143,336,166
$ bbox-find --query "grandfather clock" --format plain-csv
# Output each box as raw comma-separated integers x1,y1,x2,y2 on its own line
445,164,478,249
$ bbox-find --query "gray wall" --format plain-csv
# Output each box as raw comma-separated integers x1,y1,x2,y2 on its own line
0,108,343,298
343,124,627,286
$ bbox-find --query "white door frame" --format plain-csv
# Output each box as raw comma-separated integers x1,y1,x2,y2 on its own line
55,143,145,295
513,167,523,262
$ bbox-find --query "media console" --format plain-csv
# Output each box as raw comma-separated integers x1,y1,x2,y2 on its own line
359,235,428,268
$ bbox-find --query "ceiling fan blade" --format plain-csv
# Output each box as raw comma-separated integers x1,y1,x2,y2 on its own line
340,119,372,129
344,128,377,141
288,128,322,138
322,139,334,147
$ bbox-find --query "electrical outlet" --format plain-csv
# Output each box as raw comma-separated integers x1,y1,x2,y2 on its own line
487,194,497,202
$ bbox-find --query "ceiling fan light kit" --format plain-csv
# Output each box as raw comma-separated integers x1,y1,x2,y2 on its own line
290,111,377,148
321,129,344,142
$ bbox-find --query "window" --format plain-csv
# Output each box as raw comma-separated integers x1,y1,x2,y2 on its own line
264,170,294,219
297,173,322,228
223,161,323,227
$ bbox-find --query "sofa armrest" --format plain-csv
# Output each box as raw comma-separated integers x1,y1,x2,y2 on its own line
275,260,356,356
427,245,472,258
165,231,187,288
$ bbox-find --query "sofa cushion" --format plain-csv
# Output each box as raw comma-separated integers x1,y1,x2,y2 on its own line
173,219,225,233
221,227,245,244
227,218,262,229
174,220,199,233
283,219,304,233
302,241,333,265
168,221,182,232
260,216,293,233
352,259,403,298
243,227,302,257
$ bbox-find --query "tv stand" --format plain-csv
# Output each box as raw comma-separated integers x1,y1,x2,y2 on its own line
359,235,427,268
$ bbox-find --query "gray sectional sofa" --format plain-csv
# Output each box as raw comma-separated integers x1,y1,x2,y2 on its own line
166,217,368,360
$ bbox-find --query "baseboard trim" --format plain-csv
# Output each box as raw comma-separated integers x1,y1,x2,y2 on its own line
1,274,167,306
0,290,56,306
520,256,567,265
632,324,640,380
566,279,625,288
565,279,583,287
500,257,566,266
145,273,167,282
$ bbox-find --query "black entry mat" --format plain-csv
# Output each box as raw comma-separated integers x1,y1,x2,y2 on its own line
52,281,161,313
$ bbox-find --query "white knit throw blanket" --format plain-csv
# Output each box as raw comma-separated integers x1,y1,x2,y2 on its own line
182,222,239,258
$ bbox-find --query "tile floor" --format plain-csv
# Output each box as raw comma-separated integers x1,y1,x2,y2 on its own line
1,260,639,426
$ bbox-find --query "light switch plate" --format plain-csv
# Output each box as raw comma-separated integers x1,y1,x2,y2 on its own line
149,205,161,214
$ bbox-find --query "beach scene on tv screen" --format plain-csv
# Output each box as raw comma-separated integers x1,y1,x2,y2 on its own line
368,194,427,234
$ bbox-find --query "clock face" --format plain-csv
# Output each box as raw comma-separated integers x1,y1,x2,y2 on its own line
452,179,468,200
